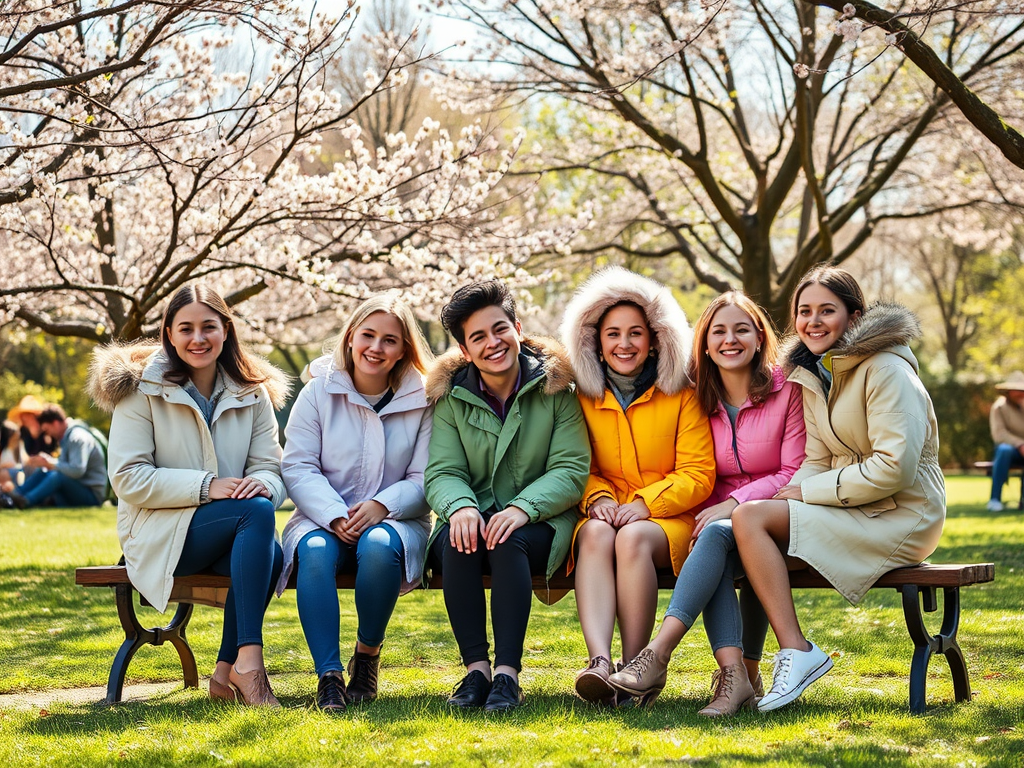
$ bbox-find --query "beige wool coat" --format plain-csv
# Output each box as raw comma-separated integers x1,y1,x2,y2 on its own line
88,345,289,612
784,303,946,604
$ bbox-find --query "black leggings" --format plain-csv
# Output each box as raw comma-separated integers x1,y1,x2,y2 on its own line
431,513,554,671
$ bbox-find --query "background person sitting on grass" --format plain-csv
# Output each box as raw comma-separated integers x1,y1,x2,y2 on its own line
986,370,1024,513
8,405,106,509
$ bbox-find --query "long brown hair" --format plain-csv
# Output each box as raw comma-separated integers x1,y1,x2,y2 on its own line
160,284,268,388
689,291,779,416
333,293,434,390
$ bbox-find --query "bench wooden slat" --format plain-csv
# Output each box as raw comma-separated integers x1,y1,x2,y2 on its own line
76,562,996,592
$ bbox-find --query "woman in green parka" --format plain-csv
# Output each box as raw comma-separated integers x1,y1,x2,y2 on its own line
424,280,590,713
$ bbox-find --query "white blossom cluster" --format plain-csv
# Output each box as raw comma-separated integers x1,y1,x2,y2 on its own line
0,1,589,345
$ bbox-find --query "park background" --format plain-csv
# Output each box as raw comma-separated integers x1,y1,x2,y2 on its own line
1,1,1023,765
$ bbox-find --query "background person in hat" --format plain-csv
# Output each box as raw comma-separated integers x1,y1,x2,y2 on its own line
988,371,1024,512
6,395,57,472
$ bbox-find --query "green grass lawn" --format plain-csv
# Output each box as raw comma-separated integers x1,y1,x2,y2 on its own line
1,475,1022,767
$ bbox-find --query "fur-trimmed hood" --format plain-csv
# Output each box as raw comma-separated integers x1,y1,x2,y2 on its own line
88,342,292,412
560,266,692,400
425,335,573,404
782,302,922,374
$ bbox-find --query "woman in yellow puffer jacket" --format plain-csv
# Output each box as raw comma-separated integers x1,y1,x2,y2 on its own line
561,267,715,704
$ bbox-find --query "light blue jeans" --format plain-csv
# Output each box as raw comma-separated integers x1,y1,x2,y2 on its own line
990,443,1024,502
664,519,768,660
295,524,404,676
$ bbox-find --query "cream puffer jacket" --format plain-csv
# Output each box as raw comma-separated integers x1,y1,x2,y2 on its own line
783,303,945,604
89,345,289,612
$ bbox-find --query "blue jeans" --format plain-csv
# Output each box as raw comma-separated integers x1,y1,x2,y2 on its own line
991,443,1024,502
664,519,769,660
174,497,283,665
18,469,99,507
295,524,404,676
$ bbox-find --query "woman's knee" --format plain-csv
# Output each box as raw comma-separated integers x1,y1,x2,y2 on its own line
613,520,664,559
237,495,277,534
296,531,341,580
577,518,616,551
356,525,403,571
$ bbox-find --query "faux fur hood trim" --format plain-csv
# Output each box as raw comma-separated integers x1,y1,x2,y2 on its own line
425,335,574,404
88,342,292,412
560,266,693,399
781,302,923,374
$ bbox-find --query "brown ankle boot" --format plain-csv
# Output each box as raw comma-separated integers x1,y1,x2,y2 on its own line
574,655,615,704
698,663,756,717
228,666,281,708
607,648,668,707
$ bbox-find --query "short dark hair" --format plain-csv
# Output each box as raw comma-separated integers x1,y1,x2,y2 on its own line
440,280,517,346
37,405,66,425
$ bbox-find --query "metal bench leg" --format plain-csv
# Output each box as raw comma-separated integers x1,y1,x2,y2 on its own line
900,585,970,714
105,584,196,704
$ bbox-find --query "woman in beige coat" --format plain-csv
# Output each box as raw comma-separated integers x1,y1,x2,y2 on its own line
732,266,945,712
89,285,289,707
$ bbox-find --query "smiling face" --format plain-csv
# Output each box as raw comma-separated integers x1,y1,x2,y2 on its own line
166,301,227,376
349,311,406,392
599,304,652,377
707,303,761,374
458,304,523,381
794,282,860,356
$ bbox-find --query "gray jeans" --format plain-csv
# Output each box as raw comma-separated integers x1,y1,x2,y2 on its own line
664,519,768,659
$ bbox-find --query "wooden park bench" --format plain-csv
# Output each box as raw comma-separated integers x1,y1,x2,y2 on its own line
973,460,1024,509
76,561,994,713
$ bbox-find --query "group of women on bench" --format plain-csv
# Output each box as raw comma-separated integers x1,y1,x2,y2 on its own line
87,264,945,714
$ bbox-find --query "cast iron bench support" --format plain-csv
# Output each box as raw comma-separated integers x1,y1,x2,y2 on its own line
76,562,994,711
901,584,970,714
107,583,198,705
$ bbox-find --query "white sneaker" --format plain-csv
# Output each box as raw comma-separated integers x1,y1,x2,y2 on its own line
757,641,833,712
986,499,1004,512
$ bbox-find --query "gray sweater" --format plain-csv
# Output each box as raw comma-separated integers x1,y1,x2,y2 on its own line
57,419,107,503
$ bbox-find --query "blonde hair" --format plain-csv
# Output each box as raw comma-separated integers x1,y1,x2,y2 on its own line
333,293,434,389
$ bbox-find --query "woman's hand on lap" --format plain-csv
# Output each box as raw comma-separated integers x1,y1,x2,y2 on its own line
614,499,651,527
773,484,803,501
345,500,389,539
484,506,529,549
449,507,486,554
588,497,618,523
692,498,738,539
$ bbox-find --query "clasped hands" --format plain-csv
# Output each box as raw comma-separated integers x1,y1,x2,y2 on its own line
448,505,529,553
587,497,651,528
330,499,390,545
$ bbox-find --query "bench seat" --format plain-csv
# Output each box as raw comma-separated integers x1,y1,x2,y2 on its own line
76,561,995,712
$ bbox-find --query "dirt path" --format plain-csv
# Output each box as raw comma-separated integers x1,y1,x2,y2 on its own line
0,673,307,710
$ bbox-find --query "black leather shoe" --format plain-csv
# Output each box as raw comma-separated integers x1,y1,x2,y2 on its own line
316,670,348,713
346,651,379,704
483,673,525,713
7,490,28,509
447,670,491,708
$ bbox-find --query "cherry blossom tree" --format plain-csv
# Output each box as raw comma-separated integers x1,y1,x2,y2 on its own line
0,1,589,345
434,0,1023,322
